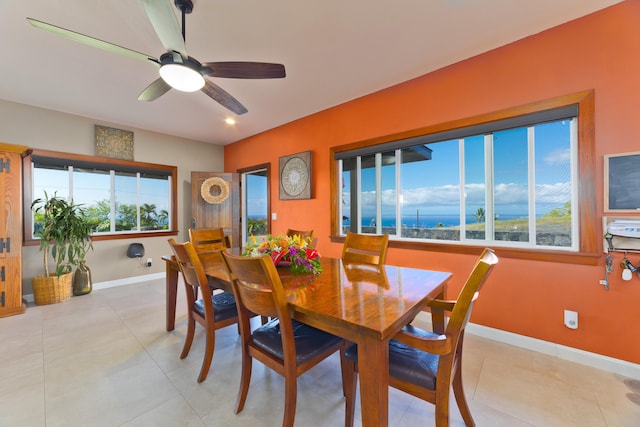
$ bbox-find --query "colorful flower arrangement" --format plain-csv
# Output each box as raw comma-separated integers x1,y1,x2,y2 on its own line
243,233,322,274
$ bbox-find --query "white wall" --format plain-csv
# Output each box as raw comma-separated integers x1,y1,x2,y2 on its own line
0,99,224,293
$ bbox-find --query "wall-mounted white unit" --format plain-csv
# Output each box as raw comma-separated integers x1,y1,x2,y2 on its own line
603,216,640,253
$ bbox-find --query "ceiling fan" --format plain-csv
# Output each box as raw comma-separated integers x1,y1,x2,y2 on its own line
27,0,286,115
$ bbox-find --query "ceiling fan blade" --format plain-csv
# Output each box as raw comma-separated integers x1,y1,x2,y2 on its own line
138,78,172,102
201,81,248,115
27,18,157,63
202,62,286,79
142,0,188,58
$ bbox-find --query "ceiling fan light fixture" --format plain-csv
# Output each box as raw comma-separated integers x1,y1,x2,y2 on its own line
159,63,205,92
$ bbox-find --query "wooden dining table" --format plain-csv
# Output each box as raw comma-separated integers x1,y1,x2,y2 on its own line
162,252,451,427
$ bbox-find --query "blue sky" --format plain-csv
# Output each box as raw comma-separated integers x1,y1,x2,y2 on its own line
343,119,572,222
246,173,268,217
33,168,169,213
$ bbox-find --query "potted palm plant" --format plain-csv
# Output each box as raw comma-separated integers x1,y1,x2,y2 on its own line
31,191,93,304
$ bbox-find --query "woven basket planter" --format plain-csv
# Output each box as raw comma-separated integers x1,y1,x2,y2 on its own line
32,272,73,305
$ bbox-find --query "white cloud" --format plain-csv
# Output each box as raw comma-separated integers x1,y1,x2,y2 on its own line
544,148,571,165
345,179,571,215
535,181,572,204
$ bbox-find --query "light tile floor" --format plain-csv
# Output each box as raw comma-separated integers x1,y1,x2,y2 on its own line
1,278,639,427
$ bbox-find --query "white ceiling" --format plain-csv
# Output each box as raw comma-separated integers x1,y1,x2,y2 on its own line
0,0,622,146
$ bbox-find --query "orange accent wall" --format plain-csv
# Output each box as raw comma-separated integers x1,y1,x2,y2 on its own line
226,1,640,364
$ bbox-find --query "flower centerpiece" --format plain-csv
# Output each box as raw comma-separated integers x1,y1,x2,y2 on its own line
243,233,322,274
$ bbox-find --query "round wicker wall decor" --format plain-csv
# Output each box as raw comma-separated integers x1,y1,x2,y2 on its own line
200,177,230,204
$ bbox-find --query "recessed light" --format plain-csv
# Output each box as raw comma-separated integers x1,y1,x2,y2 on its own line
225,118,236,125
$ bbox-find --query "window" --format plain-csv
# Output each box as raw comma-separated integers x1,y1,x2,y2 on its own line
331,91,597,263
24,149,177,242
239,163,271,244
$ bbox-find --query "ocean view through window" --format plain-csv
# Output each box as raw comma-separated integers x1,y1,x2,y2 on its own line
334,98,585,252
239,163,270,244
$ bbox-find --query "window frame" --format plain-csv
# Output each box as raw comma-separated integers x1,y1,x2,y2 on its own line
237,162,271,243
330,91,597,265
23,149,178,244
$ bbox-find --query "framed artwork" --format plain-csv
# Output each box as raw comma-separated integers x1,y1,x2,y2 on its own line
95,125,134,160
279,151,312,200
604,151,640,212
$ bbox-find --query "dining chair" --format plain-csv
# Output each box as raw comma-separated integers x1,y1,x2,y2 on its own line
221,251,346,427
189,227,231,265
285,228,316,247
167,238,240,383
341,231,389,265
285,228,314,240
342,248,499,427
189,227,238,295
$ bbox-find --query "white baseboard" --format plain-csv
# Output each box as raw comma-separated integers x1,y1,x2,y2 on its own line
22,272,165,304
466,323,640,380
92,272,165,290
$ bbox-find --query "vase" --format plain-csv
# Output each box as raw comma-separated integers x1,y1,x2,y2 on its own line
73,262,92,296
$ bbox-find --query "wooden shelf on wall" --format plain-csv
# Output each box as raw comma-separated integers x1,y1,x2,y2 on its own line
0,143,29,318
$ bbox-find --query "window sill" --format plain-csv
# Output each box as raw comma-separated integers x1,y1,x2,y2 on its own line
330,235,599,265
24,230,179,246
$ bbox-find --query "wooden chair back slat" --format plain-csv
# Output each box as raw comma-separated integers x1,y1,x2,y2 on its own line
341,232,389,265
189,227,230,267
169,238,209,298
443,248,498,339
221,253,288,321
286,228,316,247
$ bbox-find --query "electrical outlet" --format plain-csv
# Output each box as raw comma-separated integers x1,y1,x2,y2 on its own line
146,258,152,267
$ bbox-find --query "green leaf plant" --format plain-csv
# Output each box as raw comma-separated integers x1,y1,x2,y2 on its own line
31,191,93,277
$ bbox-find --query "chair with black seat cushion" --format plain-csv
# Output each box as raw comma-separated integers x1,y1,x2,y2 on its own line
342,248,498,427
341,232,389,265
221,251,346,427
168,238,240,383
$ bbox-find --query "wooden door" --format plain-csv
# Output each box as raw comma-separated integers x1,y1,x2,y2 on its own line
191,172,240,247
